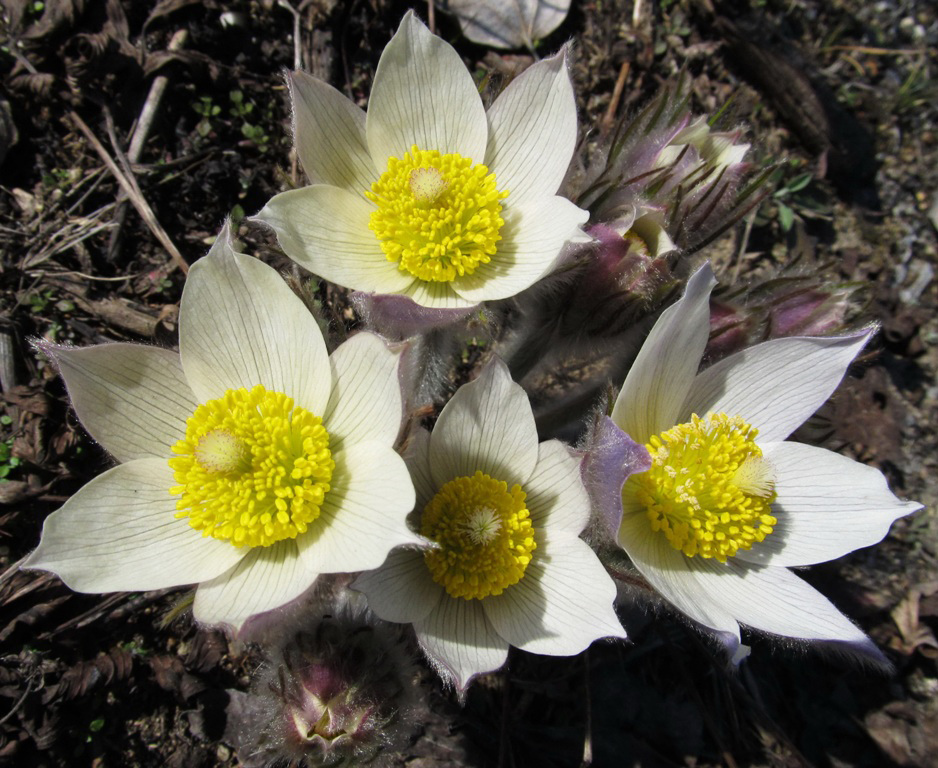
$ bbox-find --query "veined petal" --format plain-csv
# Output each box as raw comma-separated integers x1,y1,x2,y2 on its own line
406,427,437,511
193,538,317,632
180,227,331,414
400,277,478,309
581,416,652,539
297,442,419,575
617,509,741,642
323,332,403,451
452,196,589,303
256,186,414,294
352,547,443,624
47,342,195,463
289,70,377,191
24,459,244,592
525,440,590,535
415,595,509,691
737,441,920,567
485,50,577,204
711,561,879,653
611,264,716,443
483,534,625,655
683,331,872,442
366,12,488,166
429,358,538,488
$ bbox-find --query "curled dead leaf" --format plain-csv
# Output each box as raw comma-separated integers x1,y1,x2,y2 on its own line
890,584,938,658
436,0,571,50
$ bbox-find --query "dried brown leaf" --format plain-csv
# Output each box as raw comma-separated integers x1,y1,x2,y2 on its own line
149,655,206,701
41,647,133,703
21,0,85,40
183,630,227,673
437,0,571,50
0,480,36,505
142,49,220,79
143,0,203,31
8,72,56,96
889,585,938,658
0,595,69,642
866,701,938,767
1,386,50,417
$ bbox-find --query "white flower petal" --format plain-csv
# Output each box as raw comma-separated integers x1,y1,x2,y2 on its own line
452,196,589,303
289,70,377,191
415,595,509,691
619,509,880,653
429,357,538,488
485,50,576,204
24,459,244,592
684,331,872,442
524,440,590,535
484,534,625,655
406,427,437,511
48,343,195,463
736,441,920,567
711,561,877,650
256,186,414,294
297,442,419,575
617,510,741,641
323,332,403,451
400,277,478,309
352,548,443,624
611,264,716,443
366,12,488,166
193,538,316,632
180,230,331,413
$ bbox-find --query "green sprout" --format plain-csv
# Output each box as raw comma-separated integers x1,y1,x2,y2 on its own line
193,96,221,138
0,431,21,480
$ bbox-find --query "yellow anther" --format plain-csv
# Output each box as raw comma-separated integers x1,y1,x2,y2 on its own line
421,471,535,600
169,385,334,548
366,145,508,283
626,412,777,562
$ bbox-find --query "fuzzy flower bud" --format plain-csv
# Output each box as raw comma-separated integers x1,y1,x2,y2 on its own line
225,593,423,768
705,271,866,363
570,74,768,255
566,220,678,338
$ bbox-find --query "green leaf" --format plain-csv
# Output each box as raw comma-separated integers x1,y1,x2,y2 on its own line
786,173,813,193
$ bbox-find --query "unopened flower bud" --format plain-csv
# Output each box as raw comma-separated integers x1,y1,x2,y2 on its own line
225,594,423,767
565,220,678,338
704,275,865,363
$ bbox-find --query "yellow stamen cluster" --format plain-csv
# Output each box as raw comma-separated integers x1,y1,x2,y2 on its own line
366,145,508,283
628,412,777,562
421,471,536,600
169,385,334,548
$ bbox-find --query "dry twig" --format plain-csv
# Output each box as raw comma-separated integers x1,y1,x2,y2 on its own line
67,110,189,275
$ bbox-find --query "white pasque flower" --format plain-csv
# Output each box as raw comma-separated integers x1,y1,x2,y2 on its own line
25,226,418,632
608,263,920,657
256,11,588,310
354,359,625,691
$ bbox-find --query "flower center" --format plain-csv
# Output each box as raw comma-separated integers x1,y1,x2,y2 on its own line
169,385,335,548
420,471,536,600
626,412,777,562
365,145,509,283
